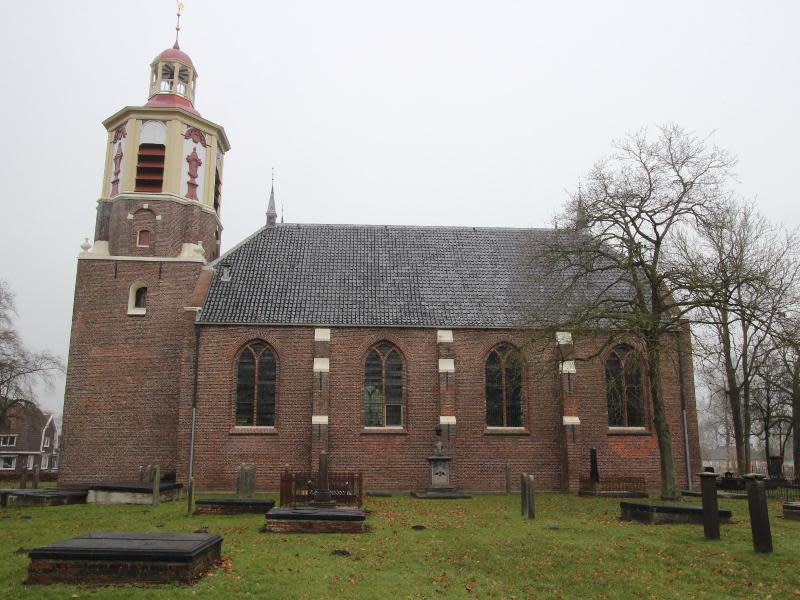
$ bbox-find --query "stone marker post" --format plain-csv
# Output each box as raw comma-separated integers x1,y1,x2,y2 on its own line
187,477,194,514
32,465,40,489
589,448,600,490
152,465,161,507
698,472,720,540
138,465,145,482
744,473,772,553
520,473,529,517
526,474,536,519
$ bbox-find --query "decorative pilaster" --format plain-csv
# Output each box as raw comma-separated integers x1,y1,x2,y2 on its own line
436,330,457,446
557,331,581,493
311,328,331,470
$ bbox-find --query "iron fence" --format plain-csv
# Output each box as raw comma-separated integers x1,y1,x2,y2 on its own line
279,469,363,507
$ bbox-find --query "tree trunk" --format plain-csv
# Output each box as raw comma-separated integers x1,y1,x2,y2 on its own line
720,311,747,474
647,341,678,499
793,361,800,475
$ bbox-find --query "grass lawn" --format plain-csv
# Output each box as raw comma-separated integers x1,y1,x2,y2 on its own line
1,492,798,598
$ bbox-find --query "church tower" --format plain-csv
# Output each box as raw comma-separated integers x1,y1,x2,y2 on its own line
59,27,230,486
94,38,230,261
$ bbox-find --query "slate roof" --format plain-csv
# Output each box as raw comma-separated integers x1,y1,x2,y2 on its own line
199,223,609,328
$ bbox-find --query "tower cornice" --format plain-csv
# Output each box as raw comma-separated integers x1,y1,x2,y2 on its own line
102,106,231,152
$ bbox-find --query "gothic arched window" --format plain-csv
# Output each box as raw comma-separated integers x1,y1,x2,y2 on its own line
485,343,524,427
235,341,277,427
605,345,645,427
363,342,404,427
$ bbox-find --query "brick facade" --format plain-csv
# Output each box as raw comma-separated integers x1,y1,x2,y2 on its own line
59,258,204,485
60,261,701,493
167,324,700,493
95,196,221,262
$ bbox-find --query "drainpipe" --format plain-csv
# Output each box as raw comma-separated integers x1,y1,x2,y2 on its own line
188,326,200,482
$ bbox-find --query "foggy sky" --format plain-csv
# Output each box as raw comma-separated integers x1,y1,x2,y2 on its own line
1,1,798,414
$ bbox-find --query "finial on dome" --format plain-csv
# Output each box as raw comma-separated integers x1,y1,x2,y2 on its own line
174,1,185,48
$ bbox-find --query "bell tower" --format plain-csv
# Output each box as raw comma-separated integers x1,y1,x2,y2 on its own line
93,30,230,261
60,15,230,487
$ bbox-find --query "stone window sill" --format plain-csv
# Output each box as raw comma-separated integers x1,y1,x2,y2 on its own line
484,427,529,436
127,308,146,316
361,427,407,435
607,427,650,436
229,426,277,435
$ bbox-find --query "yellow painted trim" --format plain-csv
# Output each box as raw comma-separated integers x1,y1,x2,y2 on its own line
103,106,230,151
121,119,141,193
100,130,113,197
164,119,182,195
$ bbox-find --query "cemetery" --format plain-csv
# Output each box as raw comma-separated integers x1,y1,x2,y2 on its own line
2,486,799,597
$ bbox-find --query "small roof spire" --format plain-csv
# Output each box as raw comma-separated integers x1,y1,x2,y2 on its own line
174,1,185,48
266,168,278,227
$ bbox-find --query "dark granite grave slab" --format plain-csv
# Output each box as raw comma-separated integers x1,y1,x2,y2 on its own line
682,489,747,500
1,489,87,508
783,502,800,521
579,490,647,498
195,498,275,515
264,507,368,533
620,501,732,525
411,490,472,499
27,531,222,585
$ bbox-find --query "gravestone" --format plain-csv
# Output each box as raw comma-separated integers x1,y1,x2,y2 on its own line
744,473,772,553
589,448,600,488
235,464,255,499
138,465,145,483
520,473,528,516
151,465,161,507
698,472,720,540
525,474,536,519
32,466,40,490
411,441,470,499
19,470,28,489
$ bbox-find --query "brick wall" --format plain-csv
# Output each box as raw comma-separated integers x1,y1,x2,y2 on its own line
180,325,700,493
59,258,203,485
97,197,221,261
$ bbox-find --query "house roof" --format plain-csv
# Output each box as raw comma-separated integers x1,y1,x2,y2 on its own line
199,223,613,328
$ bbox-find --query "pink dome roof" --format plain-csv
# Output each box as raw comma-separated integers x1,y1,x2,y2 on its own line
154,42,194,68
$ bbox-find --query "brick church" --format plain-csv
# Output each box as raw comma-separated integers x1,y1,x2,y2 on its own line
59,37,701,493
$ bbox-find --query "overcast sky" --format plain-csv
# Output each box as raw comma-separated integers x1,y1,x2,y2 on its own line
1,1,798,414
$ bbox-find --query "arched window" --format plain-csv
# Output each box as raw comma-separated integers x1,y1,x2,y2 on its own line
605,345,644,427
127,282,147,315
485,343,524,427
235,341,277,427
363,342,404,427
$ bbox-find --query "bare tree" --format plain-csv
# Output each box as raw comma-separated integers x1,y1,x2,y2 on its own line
680,201,799,474
533,124,733,499
0,280,62,428
750,357,793,466
769,317,800,470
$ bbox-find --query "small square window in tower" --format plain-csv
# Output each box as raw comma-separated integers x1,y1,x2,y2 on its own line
137,229,151,247
134,144,166,192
